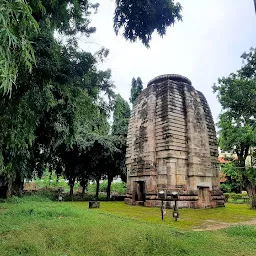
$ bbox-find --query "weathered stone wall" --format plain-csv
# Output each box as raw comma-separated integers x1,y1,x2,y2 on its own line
125,74,224,208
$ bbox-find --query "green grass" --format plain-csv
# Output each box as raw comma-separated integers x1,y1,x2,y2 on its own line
97,202,256,230
1,196,256,256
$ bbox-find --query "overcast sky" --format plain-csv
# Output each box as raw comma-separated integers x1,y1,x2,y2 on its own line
79,0,256,123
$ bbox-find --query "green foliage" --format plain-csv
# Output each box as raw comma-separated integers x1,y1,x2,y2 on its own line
214,48,256,208
112,94,130,137
129,77,143,105
114,0,182,47
111,181,126,194
239,47,256,79
215,98,256,156
220,161,243,193
0,0,116,197
110,94,131,183
28,0,98,36
221,162,239,179
6,193,52,204
1,0,183,93
220,184,231,193
88,180,126,194
223,192,249,203
213,77,256,120
0,0,39,94
63,192,107,201
34,171,78,191
230,193,243,201
213,48,256,153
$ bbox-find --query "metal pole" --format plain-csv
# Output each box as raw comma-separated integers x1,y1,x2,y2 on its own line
174,200,178,221
161,200,164,220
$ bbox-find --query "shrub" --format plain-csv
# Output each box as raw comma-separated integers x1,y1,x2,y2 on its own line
87,180,126,195
230,193,242,201
63,192,108,202
111,182,126,194
220,183,231,193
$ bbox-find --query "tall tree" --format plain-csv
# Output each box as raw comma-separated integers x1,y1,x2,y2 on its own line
136,77,143,93
129,77,143,105
105,94,131,199
0,0,114,197
112,94,131,137
213,48,256,208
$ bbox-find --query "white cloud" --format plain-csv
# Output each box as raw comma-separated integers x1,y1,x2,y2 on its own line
79,0,256,122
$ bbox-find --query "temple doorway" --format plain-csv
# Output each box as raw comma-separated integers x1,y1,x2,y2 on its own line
198,187,210,208
133,181,145,203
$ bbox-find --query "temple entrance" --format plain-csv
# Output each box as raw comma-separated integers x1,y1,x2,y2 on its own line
133,181,145,203
198,187,210,208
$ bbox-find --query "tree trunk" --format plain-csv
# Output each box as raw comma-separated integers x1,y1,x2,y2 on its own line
6,180,12,198
82,185,86,200
12,174,24,196
69,182,74,201
107,175,113,200
247,184,256,209
96,176,100,200
236,146,256,209
80,176,88,200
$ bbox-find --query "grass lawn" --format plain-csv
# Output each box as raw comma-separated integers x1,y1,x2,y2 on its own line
0,196,256,256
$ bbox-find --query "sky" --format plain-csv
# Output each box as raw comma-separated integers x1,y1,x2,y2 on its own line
78,0,256,123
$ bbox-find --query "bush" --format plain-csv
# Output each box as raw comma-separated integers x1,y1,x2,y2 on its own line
63,192,108,202
87,180,126,195
111,182,126,194
34,171,79,191
220,183,231,193
230,193,243,201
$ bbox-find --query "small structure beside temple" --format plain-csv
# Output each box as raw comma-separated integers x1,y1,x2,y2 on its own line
125,74,224,208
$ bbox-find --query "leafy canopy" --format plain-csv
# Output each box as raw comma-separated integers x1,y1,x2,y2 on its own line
214,48,256,208
114,0,182,47
0,0,39,94
1,0,183,93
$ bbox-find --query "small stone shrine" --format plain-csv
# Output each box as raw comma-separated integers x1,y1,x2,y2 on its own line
125,74,224,208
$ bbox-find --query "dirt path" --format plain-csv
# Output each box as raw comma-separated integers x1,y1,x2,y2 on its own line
192,219,256,231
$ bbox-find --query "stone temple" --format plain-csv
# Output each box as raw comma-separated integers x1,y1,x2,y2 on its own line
125,74,224,208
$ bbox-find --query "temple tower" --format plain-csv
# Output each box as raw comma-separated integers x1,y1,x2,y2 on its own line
125,74,224,208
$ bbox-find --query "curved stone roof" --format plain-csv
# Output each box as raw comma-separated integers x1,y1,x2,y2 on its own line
147,74,192,87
